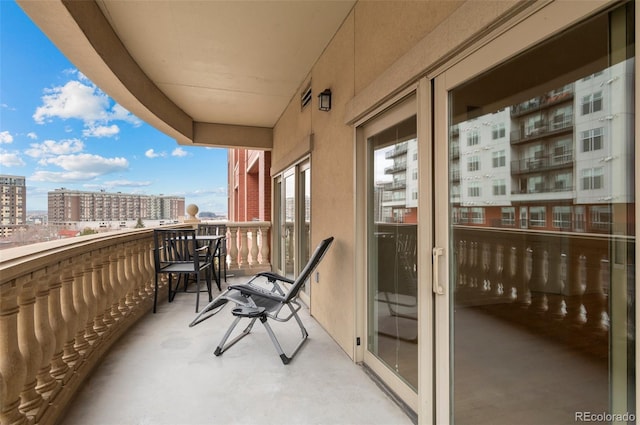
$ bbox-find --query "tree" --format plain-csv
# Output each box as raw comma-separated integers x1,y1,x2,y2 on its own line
79,227,98,236
135,218,145,228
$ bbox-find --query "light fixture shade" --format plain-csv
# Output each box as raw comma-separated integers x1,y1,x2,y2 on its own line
318,89,331,111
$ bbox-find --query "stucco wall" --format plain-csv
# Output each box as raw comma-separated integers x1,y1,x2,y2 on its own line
353,1,463,93
272,0,520,358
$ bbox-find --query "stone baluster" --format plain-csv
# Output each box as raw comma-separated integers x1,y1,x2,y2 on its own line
249,229,259,266
108,247,123,322
133,242,146,304
117,246,131,316
469,241,478,289
91,252,108,335
481,242,491,293
60,266,81,368
515,246,532,307
259,226,270,265
546,248,566,320
17,274,45,420
584,253,608,333
124,245,137,310
492,244,504,297
144,239,155,297
81,253,99,344
505,246,517,301
564,250,586,327
239,227,249,267
71,257,89,356
529,247,548,314
457,239,467,289
33,266,60,406
101,247,116,328
48,265,71,384
228,226,238,269
0,279,28,425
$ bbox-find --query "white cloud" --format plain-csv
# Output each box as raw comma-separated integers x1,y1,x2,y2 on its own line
101,179,152,188
83,124,120,138
31,170,98,182
145,149,165,158
43,153,129,174
0,131,14,144
33,80,110,124
25,139,84,159
27,132,38,140
111,104,142,126
32,76,142,137
172,147,188,157
0,152,26,167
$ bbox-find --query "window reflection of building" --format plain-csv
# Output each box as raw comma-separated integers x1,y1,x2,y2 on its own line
451,58,634,234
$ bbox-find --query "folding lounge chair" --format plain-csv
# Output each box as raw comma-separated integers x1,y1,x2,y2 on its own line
190,236,334,364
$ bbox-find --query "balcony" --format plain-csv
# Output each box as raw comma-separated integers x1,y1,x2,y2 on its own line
510,151,574,175
510,117,573,145
0,223,410,425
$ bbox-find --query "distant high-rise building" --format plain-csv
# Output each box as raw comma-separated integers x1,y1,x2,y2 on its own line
47,188,185,225
0,174,27,237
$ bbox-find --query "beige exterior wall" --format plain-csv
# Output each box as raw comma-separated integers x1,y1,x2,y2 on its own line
353,1,462,93
272,1,481,357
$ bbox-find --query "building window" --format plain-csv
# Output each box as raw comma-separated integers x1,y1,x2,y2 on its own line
468,156,480,172
529,206,546,227
501,207,515,226
554,172,572,191
528,175,544,193
468,182,481,197
581,128,604,152
581,167,604,190
552,206,572,229
471,207,485,224
492,123,505,139
590,205,611,231
551,104,573,130
492,150,506,168
492,179,506,196
467,130,479,146
581,91,603,115
459,207,469,224
574,206,585,231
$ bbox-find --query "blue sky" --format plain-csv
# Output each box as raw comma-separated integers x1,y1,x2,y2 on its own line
0,1,228,214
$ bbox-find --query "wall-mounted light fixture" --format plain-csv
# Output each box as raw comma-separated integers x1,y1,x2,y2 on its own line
318,89,332,111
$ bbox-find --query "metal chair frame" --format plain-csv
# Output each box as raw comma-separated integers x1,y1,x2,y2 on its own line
190,236,334,364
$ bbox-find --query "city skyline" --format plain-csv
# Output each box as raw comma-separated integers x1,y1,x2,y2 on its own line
0,2,228,214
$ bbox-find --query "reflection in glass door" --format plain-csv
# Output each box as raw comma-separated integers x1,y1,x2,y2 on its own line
441,3,635,423
364,95,419,406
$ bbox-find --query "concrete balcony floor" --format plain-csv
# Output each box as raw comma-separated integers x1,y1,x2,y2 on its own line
60,277,413,425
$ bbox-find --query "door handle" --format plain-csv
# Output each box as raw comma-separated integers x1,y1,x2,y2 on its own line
432,247,445,295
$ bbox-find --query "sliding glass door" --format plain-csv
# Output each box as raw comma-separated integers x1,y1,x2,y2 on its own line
434,2,635,423
362,94,420,410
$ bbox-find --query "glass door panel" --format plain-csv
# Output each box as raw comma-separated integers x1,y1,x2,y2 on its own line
283,170,295,279
441,3,635,423
300,164,311,296
364,96,419,402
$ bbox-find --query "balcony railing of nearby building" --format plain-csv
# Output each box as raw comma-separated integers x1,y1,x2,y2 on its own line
0,221,271,425
510,151,574,174
510,117,574,144
510,86,574,117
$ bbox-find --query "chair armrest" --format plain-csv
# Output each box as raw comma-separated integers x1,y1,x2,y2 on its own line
227,284,285,302
255,271,295,284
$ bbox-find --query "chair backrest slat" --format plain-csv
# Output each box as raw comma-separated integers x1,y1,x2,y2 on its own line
283,236,334,303
154,228,200,268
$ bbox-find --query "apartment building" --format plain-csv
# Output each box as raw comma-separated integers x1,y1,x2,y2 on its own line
0,174,27,237
48,188,185,225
